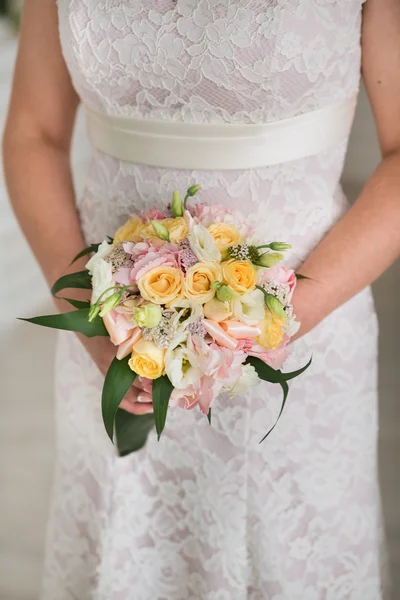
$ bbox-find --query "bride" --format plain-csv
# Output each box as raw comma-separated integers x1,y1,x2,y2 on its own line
3,1,399,598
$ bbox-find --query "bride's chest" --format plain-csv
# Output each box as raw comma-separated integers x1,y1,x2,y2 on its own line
58,0,364,122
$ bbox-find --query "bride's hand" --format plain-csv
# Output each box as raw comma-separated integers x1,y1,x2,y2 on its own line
77,334,154,415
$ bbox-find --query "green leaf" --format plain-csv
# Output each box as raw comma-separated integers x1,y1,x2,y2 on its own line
115,411,155,456
259,381,289,444
102,355,137,442
245,355,312,384
51,270,92,297
19,308,108,337
60,297,91,310
295,273,312,280
70,244,100,265
207,408,212,425
152,375,174,440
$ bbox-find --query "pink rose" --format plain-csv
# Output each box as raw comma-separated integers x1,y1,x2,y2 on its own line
141,206,168,222
236,336,290,371
102,309,136,346
260,265,297,301
115,242,181,285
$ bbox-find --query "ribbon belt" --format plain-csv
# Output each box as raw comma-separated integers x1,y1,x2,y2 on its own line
85,96,357,170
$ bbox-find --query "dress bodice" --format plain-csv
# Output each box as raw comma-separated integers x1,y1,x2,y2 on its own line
58,0,366,124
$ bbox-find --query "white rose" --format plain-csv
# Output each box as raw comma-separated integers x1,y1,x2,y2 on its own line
187,223,221,262
228,364,260,396
85,239,112,273
165,334,202,389
233,289,265,325
90,259,115,304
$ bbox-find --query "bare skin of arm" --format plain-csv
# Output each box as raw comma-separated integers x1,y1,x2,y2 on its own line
2,0,148,413
292,0,400,337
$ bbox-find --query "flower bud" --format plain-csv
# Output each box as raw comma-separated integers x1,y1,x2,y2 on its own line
269,242,292,251
99,292,122,317
264,294,287,321
171,190,184,217
151,220,171,242
214,282,237,302
186,184,201,197
133,304,162,328
88,303,101,322
256,252,284,268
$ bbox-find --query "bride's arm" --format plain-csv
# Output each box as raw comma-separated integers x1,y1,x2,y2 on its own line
293,0,400,337
2,0,84,289
2,1,148,413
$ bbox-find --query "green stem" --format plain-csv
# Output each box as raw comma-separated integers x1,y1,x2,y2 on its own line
183,193,190,209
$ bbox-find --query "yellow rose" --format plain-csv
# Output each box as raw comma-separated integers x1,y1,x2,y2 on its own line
138,222,158,240
257,312,285,350
222,259,257,295
184,261,222,304
114,216,143,244
138,266,184,305
140,218,188,243
160,218,188,243
128,339,165,379
208,223,242,251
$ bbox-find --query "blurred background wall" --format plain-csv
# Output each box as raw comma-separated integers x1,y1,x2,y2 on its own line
0,15,399,600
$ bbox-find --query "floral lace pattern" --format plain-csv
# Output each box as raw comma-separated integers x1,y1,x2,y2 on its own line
41,1,388,598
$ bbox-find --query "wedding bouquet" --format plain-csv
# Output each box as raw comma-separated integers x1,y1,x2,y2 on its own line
24,185,310,456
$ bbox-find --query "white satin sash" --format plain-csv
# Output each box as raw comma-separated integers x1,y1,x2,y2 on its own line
85,96,357,170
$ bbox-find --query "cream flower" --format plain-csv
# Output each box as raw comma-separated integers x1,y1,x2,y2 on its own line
203,298,233,322
187,223,221,262
232,289,265,325
90,259,115,304
228,364,260,396
165,334,202,389
85,239,112,273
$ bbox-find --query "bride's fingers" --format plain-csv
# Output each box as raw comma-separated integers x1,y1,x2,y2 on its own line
119,389,154,415
137,393,152,403
119,399,154,415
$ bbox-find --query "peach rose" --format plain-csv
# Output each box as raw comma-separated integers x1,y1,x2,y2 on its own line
222,259,257,295
184,261,222,304
138,266,184,305
128,339,166,379
114,216,143,244
208,223,242,251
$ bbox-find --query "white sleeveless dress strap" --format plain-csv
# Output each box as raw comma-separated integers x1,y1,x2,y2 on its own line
85,95,357,170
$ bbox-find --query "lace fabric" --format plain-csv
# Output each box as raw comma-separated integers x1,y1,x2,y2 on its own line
41,1,388,598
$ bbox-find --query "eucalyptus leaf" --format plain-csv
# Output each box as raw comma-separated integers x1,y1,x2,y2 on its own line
51,270,92,297
115,411,155,457
19,308,108,337
70,244,100,265
102,355,137,442
152,375,174,440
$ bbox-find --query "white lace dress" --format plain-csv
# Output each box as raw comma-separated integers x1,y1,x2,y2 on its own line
42,1,386,598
